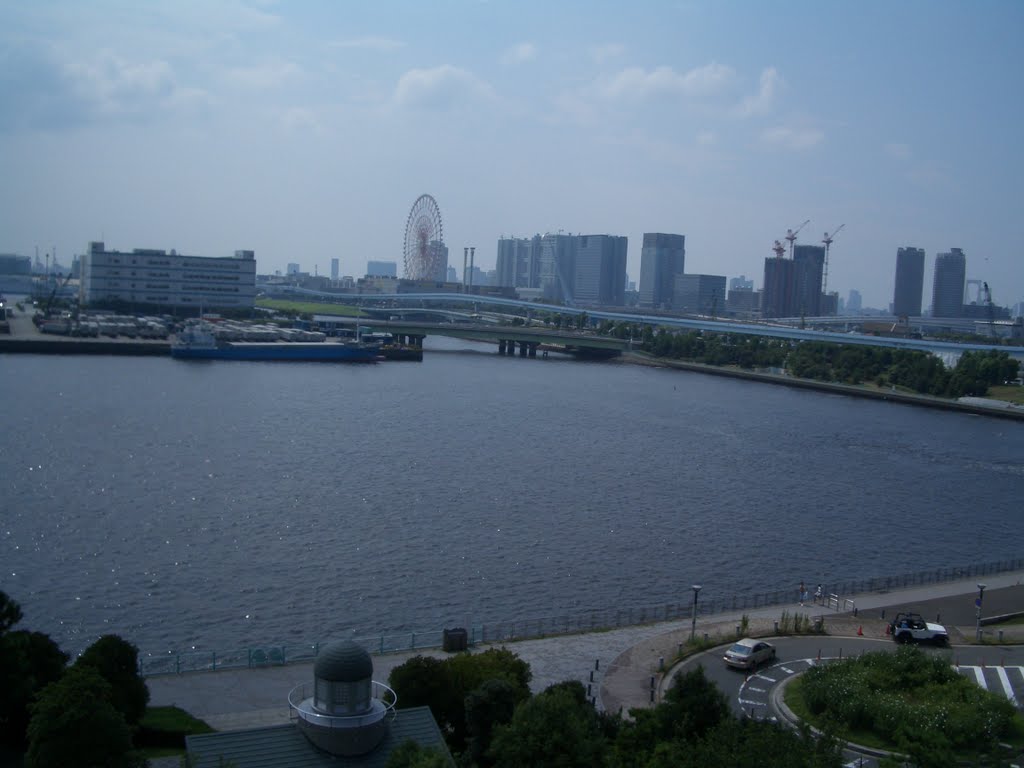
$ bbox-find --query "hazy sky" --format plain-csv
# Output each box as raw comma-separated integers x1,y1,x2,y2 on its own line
2,1,1022,310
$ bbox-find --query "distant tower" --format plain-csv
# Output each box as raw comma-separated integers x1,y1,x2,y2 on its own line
892,247,925,317
638,233,685,309
931,248,967,317
289,640,396,757
330,258,340,281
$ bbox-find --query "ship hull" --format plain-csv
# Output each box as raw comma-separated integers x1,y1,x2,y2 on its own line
171,342,380,362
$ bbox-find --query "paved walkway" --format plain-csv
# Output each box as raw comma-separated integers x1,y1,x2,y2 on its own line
147,571,1024,732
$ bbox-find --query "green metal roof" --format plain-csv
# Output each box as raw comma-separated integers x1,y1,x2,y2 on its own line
313,640,373,682
185,707,452,768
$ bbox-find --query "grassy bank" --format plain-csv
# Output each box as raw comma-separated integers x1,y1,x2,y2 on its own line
256,298,365,317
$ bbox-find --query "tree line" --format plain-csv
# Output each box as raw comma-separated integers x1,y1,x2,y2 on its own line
640,329,1019,399
0,591,150,768
384,648,844,768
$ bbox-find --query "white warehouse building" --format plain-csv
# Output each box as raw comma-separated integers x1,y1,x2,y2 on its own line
80,242,257,310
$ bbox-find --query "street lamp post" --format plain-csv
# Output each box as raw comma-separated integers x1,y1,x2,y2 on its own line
976,583,986,642
690,585,702,642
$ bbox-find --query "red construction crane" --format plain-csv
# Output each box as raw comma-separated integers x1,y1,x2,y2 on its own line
821,224,845,294
784,219,810,258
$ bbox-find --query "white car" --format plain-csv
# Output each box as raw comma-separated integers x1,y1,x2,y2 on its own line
889,613,949,645
723,638,776,670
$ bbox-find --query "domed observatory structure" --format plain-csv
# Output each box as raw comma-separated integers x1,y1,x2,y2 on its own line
288,640,397,757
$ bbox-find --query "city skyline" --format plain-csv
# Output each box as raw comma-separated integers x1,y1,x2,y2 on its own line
1,1,1022,310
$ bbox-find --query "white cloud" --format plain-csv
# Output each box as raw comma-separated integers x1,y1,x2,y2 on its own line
591,43,625,62
735,67,781,117
223,60,301,89
761,125,824,150
602,62,735,100
502,42,537,66
393,65,496,110
330,36,404,52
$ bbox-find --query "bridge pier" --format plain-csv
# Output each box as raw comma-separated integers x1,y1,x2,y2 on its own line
498,339,507,355
519,342,528,357
528,342,537,358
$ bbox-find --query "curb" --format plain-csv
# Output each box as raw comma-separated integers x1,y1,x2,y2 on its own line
771,668,906,763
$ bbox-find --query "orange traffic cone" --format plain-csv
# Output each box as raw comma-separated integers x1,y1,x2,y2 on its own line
857,626,863,636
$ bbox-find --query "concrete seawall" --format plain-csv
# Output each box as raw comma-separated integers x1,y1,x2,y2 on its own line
625,351,1024,421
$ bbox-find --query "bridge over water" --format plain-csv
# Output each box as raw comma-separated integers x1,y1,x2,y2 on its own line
274,287,1024,362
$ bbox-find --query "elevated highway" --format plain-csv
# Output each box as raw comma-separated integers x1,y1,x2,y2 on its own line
270,287,1024,361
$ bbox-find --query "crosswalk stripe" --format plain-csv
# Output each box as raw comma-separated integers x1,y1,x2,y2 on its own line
994,667,1018,707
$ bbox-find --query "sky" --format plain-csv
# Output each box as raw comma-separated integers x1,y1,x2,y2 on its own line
1,1,1022,311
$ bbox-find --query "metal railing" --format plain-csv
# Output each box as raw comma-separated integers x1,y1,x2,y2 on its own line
138,557,1023,677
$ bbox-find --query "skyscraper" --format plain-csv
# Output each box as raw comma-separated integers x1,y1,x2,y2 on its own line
638,233,685,309
495,235,542,289
330,258,339,281
574,234,627,306
892,247,925,317
792,244,826,316
761,257,794,318
931,248,966,317
674,274,726,315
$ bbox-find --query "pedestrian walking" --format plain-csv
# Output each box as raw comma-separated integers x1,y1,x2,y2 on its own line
814,584,823,604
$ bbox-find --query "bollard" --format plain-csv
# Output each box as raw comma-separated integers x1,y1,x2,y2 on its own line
677,643,683,655
774,621,779,634
853,607,858,617
595,659,600,671
999,630,1004,643
839,648,843,660
589,670,594,682
659,657,664,671
650,676,655,689
880,609,885,619
703,632,708,643
936,613,941,623
736,625,741,637
650,690,655,703
587,683,592,697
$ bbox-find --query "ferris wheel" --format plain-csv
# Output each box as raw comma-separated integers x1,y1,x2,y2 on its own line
403,194,444,280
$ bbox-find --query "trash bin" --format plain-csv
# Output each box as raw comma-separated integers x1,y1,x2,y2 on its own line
443,627,468,652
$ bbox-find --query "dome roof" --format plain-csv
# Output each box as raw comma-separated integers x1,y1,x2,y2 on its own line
314,641,373,682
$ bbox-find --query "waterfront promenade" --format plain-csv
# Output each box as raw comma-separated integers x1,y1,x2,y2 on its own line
147,571,1024,732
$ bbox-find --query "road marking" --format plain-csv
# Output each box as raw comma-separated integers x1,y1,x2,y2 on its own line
781,666,795,674
754,674,776,683
962,666,988,690
738,698,761,707
748,686,767,693
995,667,1018,707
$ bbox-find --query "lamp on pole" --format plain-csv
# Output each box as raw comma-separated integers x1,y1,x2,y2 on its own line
976,583,986,642
690,585,702,642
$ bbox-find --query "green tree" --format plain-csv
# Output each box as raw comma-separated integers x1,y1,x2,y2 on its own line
74,635,150,726
464,678,521,767
0,630,69,749
385,739,451,768
490,682,605,768
26,665,142,768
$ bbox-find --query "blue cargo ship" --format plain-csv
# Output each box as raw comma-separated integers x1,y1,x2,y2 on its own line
171,323,381,362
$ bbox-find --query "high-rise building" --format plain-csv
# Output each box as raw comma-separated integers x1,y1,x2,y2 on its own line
931,248,966,317
847,289,862,314
638,233,685,309
366,260,397,278
286,263,300,276
729,275,754,291
761,257,795,318
538,234,576,303
495,235,542,289
892,247,925,317
330,258,339,281
574,234,627,306
792,244,826,316
674,274,726,315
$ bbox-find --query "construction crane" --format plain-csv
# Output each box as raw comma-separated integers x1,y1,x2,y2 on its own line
821,223,845,294
784,219,810,258
772,240,786,259
983,282,996,337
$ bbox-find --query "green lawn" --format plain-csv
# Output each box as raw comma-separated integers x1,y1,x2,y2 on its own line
987,384,1024,405
256,298,365,317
